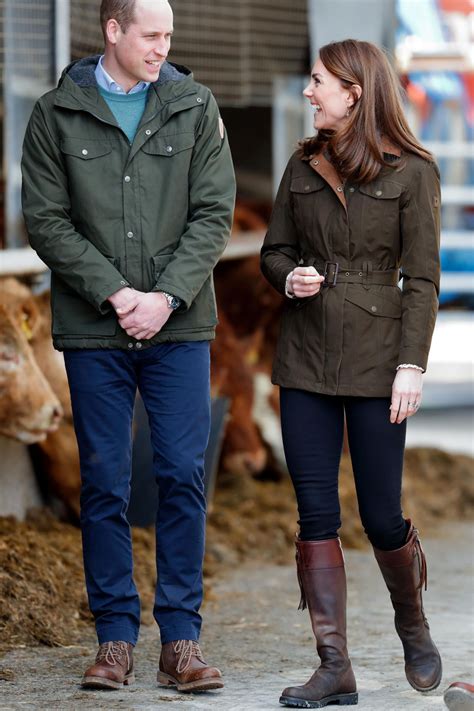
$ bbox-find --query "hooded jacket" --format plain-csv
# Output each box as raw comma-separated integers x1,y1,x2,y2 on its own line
21,56,236,350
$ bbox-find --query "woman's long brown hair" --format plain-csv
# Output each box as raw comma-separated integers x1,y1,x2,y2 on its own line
299,39,434,183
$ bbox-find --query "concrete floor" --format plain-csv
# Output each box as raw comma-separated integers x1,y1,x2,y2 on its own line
0,522,472,711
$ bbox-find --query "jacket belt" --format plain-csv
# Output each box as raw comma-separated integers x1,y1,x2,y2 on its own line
315,262,400,287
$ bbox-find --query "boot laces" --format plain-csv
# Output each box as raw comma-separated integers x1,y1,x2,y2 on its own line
173,640,205,673
96,641,129,668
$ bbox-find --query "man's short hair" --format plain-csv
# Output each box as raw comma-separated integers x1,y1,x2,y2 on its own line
100,0,137,41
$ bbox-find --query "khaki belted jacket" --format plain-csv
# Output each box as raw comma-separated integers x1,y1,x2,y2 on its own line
261,143,441,397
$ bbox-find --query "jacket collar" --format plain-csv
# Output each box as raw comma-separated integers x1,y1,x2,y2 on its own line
307,152,347,210
380,136,402,157
54,55,194,116
305,136,402,211
57,54,190,89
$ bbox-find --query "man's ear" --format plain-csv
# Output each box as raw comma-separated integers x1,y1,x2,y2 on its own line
105,18,121,45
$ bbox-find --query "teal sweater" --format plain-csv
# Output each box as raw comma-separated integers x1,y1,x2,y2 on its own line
99,86,150,143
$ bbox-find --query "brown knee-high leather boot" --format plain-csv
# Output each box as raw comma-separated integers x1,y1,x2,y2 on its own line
280,538,358,708
373,520,442,692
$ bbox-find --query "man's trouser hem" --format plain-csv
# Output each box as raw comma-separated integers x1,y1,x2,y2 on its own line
97,625,139,646
159,626,201,645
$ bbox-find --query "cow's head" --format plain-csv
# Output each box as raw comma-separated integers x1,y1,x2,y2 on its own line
0,304,63,443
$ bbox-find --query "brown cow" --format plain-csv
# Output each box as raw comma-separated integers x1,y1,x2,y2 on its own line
211,311,267,476
0,302,62,443
214,255,284,371
0,278,80,515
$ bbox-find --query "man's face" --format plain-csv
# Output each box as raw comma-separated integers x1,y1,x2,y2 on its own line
107,0,173,88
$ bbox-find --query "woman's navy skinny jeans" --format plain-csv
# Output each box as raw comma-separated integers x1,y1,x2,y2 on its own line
280,387,408,551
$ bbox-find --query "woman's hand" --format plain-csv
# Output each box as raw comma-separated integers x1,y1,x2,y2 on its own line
390,368,423,424
288,267,325,298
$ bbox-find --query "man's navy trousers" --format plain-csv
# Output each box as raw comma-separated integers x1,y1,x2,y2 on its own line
64,341,210,646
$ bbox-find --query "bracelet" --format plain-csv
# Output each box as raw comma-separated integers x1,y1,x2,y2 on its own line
285,270,297,299
397,363,424,372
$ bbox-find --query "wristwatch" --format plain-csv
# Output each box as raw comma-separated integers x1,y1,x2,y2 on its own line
161,291,181,310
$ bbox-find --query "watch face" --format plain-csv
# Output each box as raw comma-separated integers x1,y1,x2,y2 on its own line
162,291,180,309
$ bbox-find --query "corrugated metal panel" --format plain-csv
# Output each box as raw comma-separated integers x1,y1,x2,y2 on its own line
0,0,55,247
0,0,54,83
70,0,308,106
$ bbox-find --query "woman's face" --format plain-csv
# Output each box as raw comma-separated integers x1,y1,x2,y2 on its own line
303,58,353,131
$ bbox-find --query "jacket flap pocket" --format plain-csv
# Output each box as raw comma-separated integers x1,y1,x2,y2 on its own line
345,291,401,318
143,132,196,156
152,253,174,276
60,138,112,160
359,181,403,200
290,176,325,194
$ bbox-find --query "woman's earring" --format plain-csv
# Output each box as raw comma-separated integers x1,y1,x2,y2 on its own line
346,107,351,117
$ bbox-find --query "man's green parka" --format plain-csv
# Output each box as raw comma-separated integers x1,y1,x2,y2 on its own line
261,143,441,398
21,57,236,350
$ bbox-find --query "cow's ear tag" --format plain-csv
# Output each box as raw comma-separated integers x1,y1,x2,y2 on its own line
21,312,33,341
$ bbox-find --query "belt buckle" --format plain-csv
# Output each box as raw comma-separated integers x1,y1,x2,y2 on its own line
323,261,339,287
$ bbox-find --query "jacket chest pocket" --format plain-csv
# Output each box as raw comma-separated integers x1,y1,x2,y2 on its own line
141,131,195,159
60,138,115,200
358,180,403,237
141,132,196,200
289,176,326,233
60,138,113,166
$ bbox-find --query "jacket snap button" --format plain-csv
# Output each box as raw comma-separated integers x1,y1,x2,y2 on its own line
145,129,151,135
196,97,202,103
128,343,133,349
166,146,173,152
345,272,350,276
304,185,310,191
336,186,343,192
120,280,127,286
359,272,363,276
127,231,133,238
81,149,88,156
124,175,131,182
349,187,355,193
375,190,382,196
136,342,142,349
371,305,377,312
313,159,319,165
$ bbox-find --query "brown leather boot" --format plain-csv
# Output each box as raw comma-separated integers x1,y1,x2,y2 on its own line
157,640,224,692
280,538,358,708
373,520,442,692
81,641,134,689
